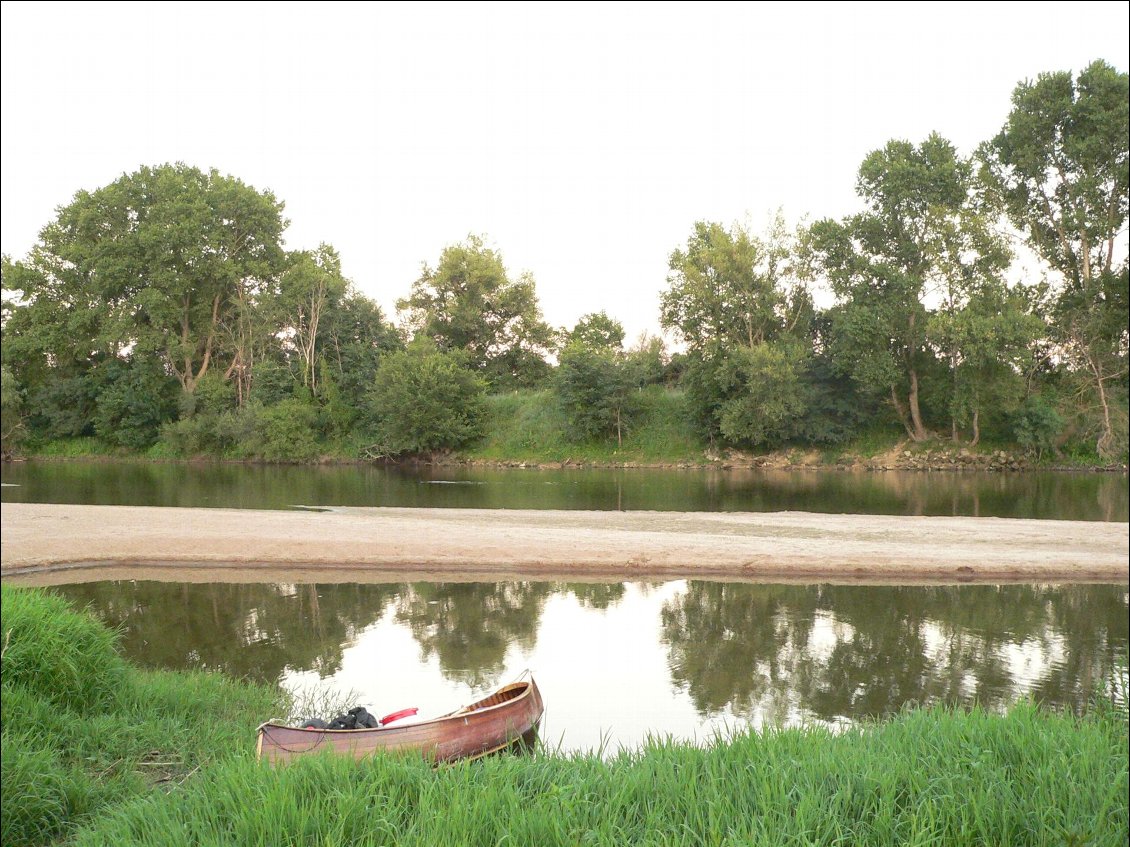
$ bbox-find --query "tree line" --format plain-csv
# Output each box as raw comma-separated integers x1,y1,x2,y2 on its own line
2,60,1126,463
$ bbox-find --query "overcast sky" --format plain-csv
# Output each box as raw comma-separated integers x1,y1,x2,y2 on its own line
2,1,1127,343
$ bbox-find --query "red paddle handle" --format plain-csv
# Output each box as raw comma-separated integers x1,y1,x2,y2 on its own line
380,708,418,725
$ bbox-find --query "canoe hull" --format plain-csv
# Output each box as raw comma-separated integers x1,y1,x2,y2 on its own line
257,678,544,765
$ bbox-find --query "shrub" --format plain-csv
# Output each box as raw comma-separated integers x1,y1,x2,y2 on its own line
365,340,487,457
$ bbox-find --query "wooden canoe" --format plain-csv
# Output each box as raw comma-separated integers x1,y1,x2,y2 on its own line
256,677,544,765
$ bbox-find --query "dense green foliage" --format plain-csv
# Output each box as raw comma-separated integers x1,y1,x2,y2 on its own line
397,234,555,390
363,340,488,457
1,62,1126,464
0,586,281,847
980,59,1129,459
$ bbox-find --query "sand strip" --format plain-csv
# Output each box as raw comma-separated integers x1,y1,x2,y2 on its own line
2,502,1126,585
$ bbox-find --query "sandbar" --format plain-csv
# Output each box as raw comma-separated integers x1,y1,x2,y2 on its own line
1,502,1126,585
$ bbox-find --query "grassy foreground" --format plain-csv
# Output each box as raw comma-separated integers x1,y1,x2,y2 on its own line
2,586,1127,847
0,586,283,847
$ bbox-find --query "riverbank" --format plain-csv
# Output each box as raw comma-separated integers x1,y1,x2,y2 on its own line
13,441,1129,473
2,502,1126,584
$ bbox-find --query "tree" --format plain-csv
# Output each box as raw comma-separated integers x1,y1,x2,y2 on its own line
556,348,638,447
716,340,810,447
365,339,487,457
1,364,24,457
980,60,1129,458
270,244,348,397
319,291,402,424
4,164,287,397
565,311,626,350
398,235,554,389
660,217,806,353
810,134,1011,442
927,280,1043,444
660,217,813,445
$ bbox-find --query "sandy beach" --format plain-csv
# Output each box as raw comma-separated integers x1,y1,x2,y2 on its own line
1,502,1126,585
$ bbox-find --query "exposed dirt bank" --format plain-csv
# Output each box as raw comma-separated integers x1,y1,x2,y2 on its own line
2,502,1126,585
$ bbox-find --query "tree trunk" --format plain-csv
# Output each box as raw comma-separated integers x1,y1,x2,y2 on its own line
970,408,980,447
907,368,927,441
890,386,915,439
1082,345,1115,460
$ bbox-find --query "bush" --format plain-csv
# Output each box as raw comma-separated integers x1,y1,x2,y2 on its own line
92,359,179,450
1011,395,1065,460
249,398,321,462
365,340,487,457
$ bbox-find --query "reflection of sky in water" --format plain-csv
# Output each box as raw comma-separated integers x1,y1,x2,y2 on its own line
283,582,732,755
277,581,1123,755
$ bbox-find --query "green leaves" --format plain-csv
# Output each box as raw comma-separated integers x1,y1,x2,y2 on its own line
811,134,1017,441
982,60,1129,458
660,218,798,353
365,339,488,457
556,342,639,445
398,235,554,389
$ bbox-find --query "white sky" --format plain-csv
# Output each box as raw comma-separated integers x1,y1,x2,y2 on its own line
2,1,1127,343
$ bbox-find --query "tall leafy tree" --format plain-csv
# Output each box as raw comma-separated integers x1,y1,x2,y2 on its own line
980,60,1129,458
269,244,349,398
660,217,805,353
4,164,287,397
660,217,814,446
810,134,1011,442
564,310,625,350
0,364,24,457
398,235,554,388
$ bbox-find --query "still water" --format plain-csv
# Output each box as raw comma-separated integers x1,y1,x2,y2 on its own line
48,580,1129,754
2,460,1127,520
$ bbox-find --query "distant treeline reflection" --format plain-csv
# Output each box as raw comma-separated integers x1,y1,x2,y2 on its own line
53,581,1128,724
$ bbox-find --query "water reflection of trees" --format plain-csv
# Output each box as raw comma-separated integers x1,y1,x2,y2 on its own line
52,582,399,683
55,580,628,690
7,461,1127,520
55,580,1127,719
661,583,1129,723
393,582,553,687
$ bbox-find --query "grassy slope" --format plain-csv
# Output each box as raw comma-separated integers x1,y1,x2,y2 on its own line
468,387,707,466
0,587,283,847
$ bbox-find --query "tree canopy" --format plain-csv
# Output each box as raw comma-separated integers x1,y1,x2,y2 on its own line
397,235,554,389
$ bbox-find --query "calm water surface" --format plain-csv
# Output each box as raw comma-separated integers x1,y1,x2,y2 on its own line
2,460,1127,520
46,580,1130,753
7,461,1126,751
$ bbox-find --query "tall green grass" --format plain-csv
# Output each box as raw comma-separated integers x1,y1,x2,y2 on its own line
72,702,1128,847
0,586,283,847
471,387,706,465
